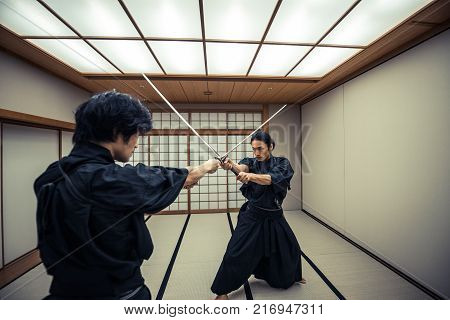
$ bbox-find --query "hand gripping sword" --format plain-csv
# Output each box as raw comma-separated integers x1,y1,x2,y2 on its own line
142,73,240,176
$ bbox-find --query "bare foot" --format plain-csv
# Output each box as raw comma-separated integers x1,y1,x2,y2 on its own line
214,294,229,300
298,278,306,284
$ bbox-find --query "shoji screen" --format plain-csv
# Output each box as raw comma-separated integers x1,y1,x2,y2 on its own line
147,135,189,213
128,110,262,214
190,135,228,211
2,124,59,264
190,112,227,130
151,112,189,130
227,112,262,129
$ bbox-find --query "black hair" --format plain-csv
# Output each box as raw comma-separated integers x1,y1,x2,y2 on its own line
73,91,152,144
250,130,275,150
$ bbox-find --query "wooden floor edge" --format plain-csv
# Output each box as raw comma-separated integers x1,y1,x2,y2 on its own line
0,249,41,289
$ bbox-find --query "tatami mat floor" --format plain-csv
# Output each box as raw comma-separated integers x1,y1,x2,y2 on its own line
284,212,431,300
0,211,431,300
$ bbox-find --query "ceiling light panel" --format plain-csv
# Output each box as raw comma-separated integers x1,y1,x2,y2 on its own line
250,44,311,76
266,0,355,43
89,40,162,73
206,43,258,75
124,0,202,38
322,0,434,46
290,47,361,77
148,41,205,75
0,0,75,36
44,0,139,37
204,0,277,41
27,39,118,73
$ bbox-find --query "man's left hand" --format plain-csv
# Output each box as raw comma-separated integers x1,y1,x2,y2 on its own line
237,172,253,184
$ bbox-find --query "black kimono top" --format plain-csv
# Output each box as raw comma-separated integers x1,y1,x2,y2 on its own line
238,155,294,209
34,141,188,297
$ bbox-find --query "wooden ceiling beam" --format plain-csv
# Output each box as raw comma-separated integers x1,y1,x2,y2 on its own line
83,74,319,83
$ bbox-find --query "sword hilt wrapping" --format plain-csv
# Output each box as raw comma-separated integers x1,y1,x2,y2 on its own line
215,156,239,176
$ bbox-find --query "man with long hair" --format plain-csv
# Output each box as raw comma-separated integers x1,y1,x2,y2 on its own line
212,130,305,299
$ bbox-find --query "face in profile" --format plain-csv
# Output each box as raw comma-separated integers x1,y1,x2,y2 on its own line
113,133,139,163
252,139,272,161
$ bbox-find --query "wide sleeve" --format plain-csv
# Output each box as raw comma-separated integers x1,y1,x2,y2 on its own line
238,157,254,172
268,157,294,195
86,163,189,213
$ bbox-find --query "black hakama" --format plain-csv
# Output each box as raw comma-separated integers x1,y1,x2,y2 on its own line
211,156,302,295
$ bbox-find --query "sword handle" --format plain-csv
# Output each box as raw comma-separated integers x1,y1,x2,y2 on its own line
215,157,239,176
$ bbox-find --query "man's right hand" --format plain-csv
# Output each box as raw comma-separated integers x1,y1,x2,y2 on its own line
204,159,220,174
220,158,234,171
184,159,220,187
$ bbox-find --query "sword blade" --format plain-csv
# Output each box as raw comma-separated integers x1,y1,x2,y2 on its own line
221,103,288,159
142,73,221,159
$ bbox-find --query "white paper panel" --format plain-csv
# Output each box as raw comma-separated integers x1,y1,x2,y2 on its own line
204,0,277,41
27,39,119,73
124,0,202,38
322,0,433,46
250,44,311,76
266,0,355,43
44,0,138,37
290,47,361,77
148,41,205,75
0,0,75,36
3,124,59,264
89,40,162,73
206,43,257,75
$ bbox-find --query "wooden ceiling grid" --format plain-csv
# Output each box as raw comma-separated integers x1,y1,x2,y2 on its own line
0,0,448,104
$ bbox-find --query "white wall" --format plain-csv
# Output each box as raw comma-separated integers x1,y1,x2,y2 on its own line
302,30,450,298
269,104,302,211
0,50,88,267
3,124,59,264
61,131,74,157
0,50,90,122
301,88,346,229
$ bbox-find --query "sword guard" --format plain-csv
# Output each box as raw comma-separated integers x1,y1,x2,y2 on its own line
215,156,239,176
215,156,228,163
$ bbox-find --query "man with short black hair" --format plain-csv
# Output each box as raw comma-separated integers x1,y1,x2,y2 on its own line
34,91,219,299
